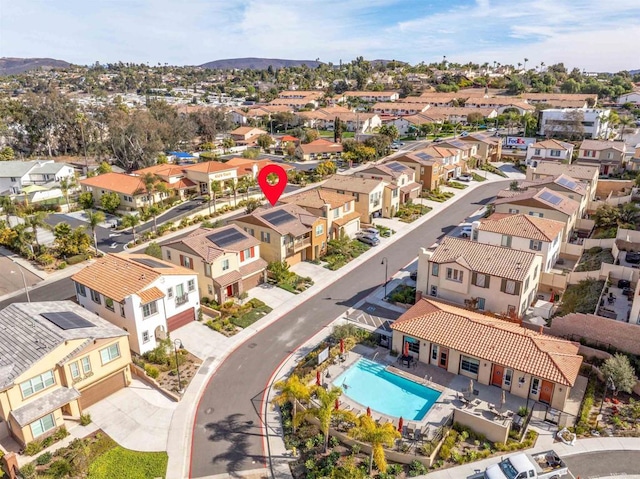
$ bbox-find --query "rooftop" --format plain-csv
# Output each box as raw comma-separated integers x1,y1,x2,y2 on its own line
279,187,354,209
298,139,344,154
323,174,386,194
493,187,580,216
478,213,565,242
235,203,321,236
531,163,599,182
579,139,627,152
80,172,147,196
165,225,260,262
529,139,574,151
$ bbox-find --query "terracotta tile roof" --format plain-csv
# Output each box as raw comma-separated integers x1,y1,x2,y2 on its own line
359,161,414,179
529,139,574,151
522,93,597,102
280,188,354,209
425,106,497,117
493,187,579,216
298,139,344,155
391,298,582,386
165,225,260,262
182,161,238,174
430,237,537,281
239,258,268,277
478,213,565,242
344,91,398,97
532,163,599,182
80,172,147,196
167,178,197,190
373,102,430,110
400,182,422,194
332,210,361,227
323,174,384,194
213,270,242,288
224,158,294,176
138,287,165,304
235,203,319,236
133,164,186,177
579,139,627,152
71,253,194,302
231,126,267,136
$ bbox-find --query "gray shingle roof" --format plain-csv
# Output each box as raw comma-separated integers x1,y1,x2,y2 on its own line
0,302,128,390
11,387,81,427
0,161,39,178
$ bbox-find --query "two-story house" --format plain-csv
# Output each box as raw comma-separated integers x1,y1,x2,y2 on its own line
182,161,239,196
472,213,565,272
390,298,582,411
233,203,327,266
575,139,629,176
526,163,599,201
356,162,421,203
493,187,580,241
372,102,429,116
0,160,75,195
322,174,400,221
525,139,575,167
161,225,267,303
393,146,460,191
417,237,542,318
279,188,361,239
0,302,131,447
438,139,478,169
458,131,502,164
72,253,199,355
80,172,169,211
295,139,344,162
133,164,197,199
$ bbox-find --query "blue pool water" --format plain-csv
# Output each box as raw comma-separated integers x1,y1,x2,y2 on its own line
333,358,441,420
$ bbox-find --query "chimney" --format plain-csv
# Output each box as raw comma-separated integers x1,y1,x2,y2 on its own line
2,452,19,479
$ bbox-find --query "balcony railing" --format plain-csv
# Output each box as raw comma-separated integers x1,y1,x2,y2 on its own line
175,293,189,306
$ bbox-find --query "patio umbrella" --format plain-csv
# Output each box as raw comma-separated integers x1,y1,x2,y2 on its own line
469,379,474,395
339,338,345,354
367,406,371,417
501,390,506,408
397,416,404,432
403,341,410,357
335,398,340,411
316,370,321,386
550,290,555,303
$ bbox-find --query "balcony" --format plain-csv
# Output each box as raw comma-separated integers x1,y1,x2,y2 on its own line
175,293,189,306
286,236,311,255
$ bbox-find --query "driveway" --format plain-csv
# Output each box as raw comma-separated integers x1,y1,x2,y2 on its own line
246,282,295,309
86,378,177,452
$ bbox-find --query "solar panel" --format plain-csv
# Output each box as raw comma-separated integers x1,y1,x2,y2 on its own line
386,162,406,172
539,191,563,205
556,176,577,190
263,209,295,226
41,312,94,330
206,228,246,248
415,152,434,161
132,257,170,269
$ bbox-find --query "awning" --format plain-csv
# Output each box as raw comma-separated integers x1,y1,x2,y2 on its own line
400,182,421,194
213,270,242,288
10,387,81,427
138,287,165,305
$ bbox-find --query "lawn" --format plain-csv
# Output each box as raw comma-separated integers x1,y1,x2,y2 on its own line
203,298,273,334
323,238,370,270
471,172,487,182
89,446,168,479
394,203,431,222
422,190,454,202
575,247,615,272
446,180,468,189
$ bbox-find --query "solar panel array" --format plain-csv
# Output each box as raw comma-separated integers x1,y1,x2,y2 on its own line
386,162,406,172
415,152,434,161
539,190,563,205
41,312,94,330
263,209,295,226
132,257,170,269
556,176,577,190
207,228,245,248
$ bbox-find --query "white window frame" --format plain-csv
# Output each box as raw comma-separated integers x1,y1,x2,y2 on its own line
81,356,92,374
531,378,540,395
504,369,513,387
505,280,516,295
105,297,115,312
76,283,86,297
222,259,230,271
167,287,173,299
446,267,463,283
460,356,480,376
142,301,158,318
316,224,324,236
142,331,150,343
20,371,55,398
30,413,56,438
204,263,212,277
90,288,101,305
70,362,80,379
100,343,121,364
432,263,439,276
431,345,438,362
188,279,195,292
501,235,512,247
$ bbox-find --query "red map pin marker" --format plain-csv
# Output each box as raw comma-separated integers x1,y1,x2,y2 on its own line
257,164,288,206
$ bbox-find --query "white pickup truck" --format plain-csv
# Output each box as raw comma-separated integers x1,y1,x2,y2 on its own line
481,450,568,479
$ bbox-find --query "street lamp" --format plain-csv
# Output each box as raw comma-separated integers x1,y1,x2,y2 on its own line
10,260,30,303
381,257,389,299
173,339,184,394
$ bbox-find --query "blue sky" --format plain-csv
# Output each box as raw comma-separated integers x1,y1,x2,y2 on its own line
1,0,639,71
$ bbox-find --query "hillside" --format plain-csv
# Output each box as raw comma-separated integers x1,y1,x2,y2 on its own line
0,57,72,76
199,57,322,70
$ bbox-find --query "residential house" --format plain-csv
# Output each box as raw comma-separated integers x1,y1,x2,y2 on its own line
510,174,589,217
295,139,343,161
233,203,327,266
80,173,167,211
526,163,599,201
391,113,446,136
523,93,597,105
458,131,502,164
463,98,535,115
438,139,479,169
0,301,131,447
277,90,324,100
525,139,575,167
279,188,361,239
416,237,542,318
297,107,381,133
0,160,75,195
492,187,580,241
617,91,640,105
390,298,582,411
229,127,268,144
161,225,267,303
472,213,565,272
575,139,629,176
269,97,318,111
182,161,239,196
372,102,429,116
322,174,400,222
339,91,400,103
357,161,421,203
393,146,461,190
72,253,199,354
629,144,640,171
133,164,197,199
538,108,610,139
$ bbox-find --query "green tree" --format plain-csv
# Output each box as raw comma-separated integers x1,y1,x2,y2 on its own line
121,213,141,242
378,124,399,142
141,173,161,205
144,242,162,259
244,198,261,213
601,354,638,395
315,160,337,178
25,211,47,250
349,414,401,475
59,176,76,211
0,146,15,161
241,148,260,159
0,195,16,224
78,191,94,209
620,203,640,224
157,154,169,164
84,209,105,254
100,192,121,213
303,129,319,144
96,161,112,175
209,180,222,215
592,203,620,228
273,375,311,433
229,179,239,207
334,117,344,143
256,134,274,152
147,204,161,234
299,386,344,452
221,137,236,152
267,260,291,283
54,223,91,256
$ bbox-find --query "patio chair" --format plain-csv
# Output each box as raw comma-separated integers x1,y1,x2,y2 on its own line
351,408,363,417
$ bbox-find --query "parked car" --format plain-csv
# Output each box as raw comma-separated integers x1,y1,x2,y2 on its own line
626,251,640,264
457,174,472,182
478,450,568,479
358,234,380,246
357,228,380,237
459,224,473,238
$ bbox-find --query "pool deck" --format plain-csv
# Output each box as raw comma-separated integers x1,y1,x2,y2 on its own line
325,345,527,441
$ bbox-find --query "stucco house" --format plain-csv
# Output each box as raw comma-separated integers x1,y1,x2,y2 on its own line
0,160,75,195
526,163,599,201
355,162,421,204
524,139,575,167
80,172,169,211
393,146,461,191
322,174,400,222
295,139,343,161
575,140,629,176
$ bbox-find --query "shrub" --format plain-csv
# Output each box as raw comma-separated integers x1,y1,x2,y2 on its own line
24,439,44,456
80,413,92,426
48,459,72,478
66,254,89,265
57,261,67,269
438,444,451,461
408,460,428,476
37,253,55,266
145,364,160,379
36,451,53,465
19,463,36,479
517,406,529,417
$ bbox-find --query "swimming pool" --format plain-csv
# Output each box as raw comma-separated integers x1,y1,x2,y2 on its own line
333,358,441,421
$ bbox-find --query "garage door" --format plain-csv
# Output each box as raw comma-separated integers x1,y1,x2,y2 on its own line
242,272,263,291
167,307,195,332
80,371,127,409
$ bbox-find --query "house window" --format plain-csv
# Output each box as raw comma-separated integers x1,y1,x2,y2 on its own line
508,208,519,214
261,231,271,243
81,356,92,374
100,343,121,364
525,277,530,291
241,247,255,261
119,302,125,317
501,279,519,295
142,331,150,343
501,235,512,247
550,149,561,157
105,297,114,311
204,263,212,277
530,240,542,251
343,203,350,213
188,279,195,292
166,250,171,260
529,211,544,218
30,413,56,438
20,371,55,398
431,345,438,362
70,362,80,379
477,297,486,310
180,255,193,269
75,283,86,297
332,208,340,219
534,266,539,278
432,263,439,276
222,259,230,271
167,287,174,298
460,356,480,375
534,149,541,155
142,301,158,318
473,273,489,288
504,369,513,387
446,267,463,283
316,224,324,236
90,289,101,305
531,378,540,395
207,284,213,295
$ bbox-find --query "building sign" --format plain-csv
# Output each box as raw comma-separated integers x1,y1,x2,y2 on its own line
317,347,330,365
504,137,536,149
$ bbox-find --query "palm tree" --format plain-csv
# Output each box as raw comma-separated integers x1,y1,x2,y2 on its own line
210,180,222,215
524,58,529,71
618,116,634,140
273,375,311,434
229,179,238,207
59,176,76,211
122,213,141,243
148,205,161,234
141,173,160,206
84,209,105,254
26,211,47,250
0,195,15,225
349,414,401,475
299,386,343,452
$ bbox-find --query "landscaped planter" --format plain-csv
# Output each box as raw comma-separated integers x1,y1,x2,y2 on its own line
557,427,576,446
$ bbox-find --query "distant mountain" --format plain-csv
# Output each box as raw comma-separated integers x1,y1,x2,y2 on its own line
0,57,72,76
199,57,323,70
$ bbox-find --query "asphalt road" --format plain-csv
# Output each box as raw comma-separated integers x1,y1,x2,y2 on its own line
563,450,640,477
189,179,511,478
0,275,75,309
